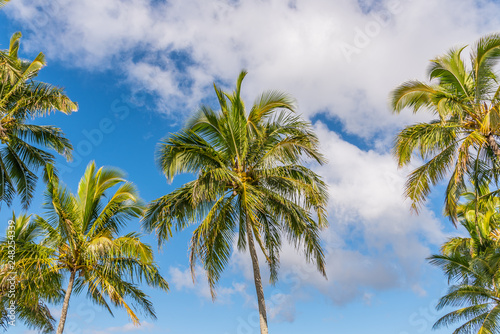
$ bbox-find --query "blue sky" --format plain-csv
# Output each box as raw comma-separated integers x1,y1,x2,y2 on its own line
2,0,500,333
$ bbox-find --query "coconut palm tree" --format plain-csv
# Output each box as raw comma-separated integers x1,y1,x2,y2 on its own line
0,212,62,333
430,250,500,334
143,70,328,334
439,176,500,258
391,33,500,223
0,32,77,210
429,187,500,334
2,162,168,334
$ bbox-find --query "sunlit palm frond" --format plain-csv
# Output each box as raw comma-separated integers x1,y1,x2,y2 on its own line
391,33,500,220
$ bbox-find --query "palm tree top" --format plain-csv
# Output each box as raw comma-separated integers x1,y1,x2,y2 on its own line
0,32,78,210
428,185,500,334
1,32,78,117
158,70,325,180
1,161,168,332
144,70,328,334
145,70,328,291
392,33,500,114
0,212,63,333
390,33,500,221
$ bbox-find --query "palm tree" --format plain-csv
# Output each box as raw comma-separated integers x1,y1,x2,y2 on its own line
143,70,328,334
430,249,500,333
440,177,500,259
2,162,168,334
391,33,500,223
0,32,77,210
429,188,500,333
0,1,9,9
0,212,62,333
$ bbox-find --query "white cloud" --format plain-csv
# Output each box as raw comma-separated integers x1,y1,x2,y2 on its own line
5,0,500,137
308,122,446,301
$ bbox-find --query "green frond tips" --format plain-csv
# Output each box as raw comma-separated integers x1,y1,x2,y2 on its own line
390,80,436,114
236,70,248,96
8,31,21,59
144,70,328,333
0,0,10,9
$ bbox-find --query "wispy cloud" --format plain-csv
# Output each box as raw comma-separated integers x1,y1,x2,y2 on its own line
169,265,250,305
92,321,155,334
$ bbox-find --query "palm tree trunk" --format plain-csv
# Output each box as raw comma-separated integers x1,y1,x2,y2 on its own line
487,133,500,158
246,216,269,334
56,270,76,334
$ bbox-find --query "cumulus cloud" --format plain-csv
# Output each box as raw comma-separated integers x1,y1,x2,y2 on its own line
5,0,500,136
307,122,445,300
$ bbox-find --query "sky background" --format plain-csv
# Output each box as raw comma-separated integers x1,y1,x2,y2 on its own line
1,0,500,333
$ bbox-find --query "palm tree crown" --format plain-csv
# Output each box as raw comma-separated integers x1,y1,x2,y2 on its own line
0,212,62,333
1,162,168,334
143,70,328,334
391,33,500,222
0,32,77,209
429,183,500,334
